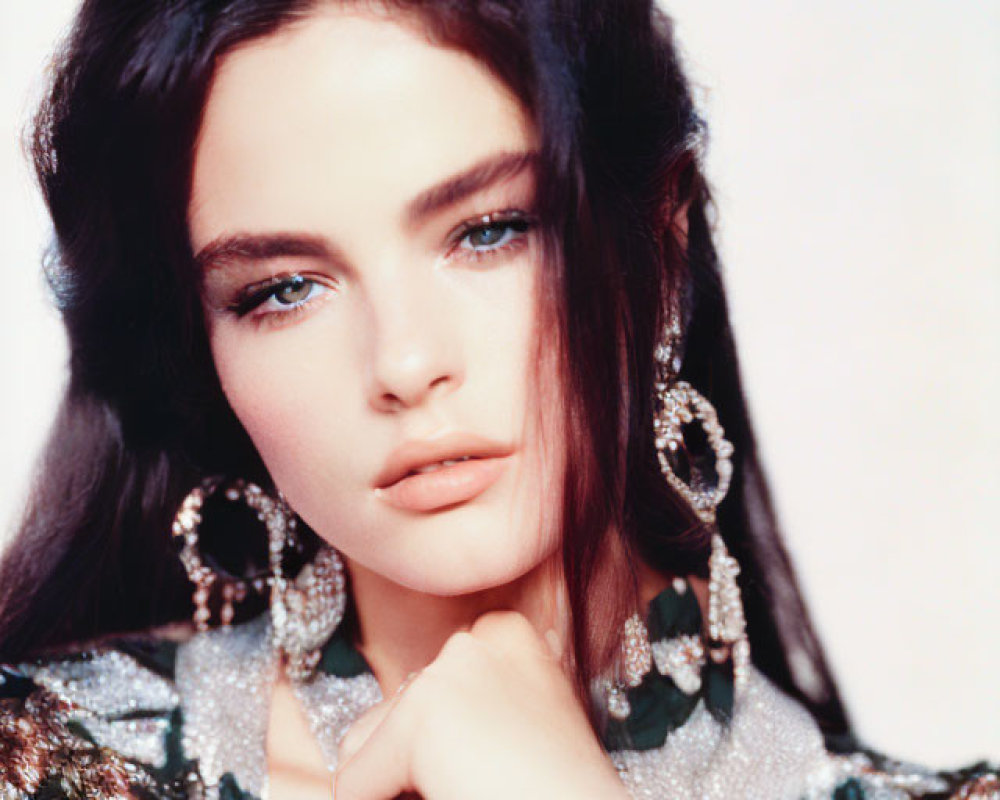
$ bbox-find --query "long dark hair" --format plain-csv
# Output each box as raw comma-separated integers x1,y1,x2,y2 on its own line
0,0,851,740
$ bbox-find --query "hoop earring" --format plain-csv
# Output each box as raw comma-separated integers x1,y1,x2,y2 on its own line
172,478,346,680
652,351,734,527
172,477,268,631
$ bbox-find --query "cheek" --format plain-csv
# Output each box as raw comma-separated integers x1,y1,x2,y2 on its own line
208,323,360,493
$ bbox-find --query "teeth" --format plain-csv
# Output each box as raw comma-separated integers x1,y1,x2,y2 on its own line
411,456,472,475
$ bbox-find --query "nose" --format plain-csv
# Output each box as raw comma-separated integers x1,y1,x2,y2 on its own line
363,275,464,413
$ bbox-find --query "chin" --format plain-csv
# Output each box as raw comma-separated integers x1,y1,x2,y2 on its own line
364,524,560,599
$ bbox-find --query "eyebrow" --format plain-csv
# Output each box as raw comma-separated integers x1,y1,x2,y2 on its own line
194,232,338,274
194,149,538,273
403,149,538,226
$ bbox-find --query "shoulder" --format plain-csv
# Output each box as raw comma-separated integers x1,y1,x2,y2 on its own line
610,663,998,800
1,623,267,799
0,630,189,798
607,577,998,800
742,668,999,800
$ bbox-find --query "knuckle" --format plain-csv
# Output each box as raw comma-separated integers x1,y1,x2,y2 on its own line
471,609,535,641
428,631,487,684
396,666,439,716
438,629,478,661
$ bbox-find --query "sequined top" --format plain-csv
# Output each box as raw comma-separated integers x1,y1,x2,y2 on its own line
1,582,996,800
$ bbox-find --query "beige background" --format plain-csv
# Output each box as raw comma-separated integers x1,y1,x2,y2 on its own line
2,0,997,768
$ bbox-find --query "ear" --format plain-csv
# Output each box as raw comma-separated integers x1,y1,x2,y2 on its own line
671,202,690,252
662,151,697,253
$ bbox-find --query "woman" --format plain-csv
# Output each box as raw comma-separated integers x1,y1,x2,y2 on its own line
0,1,995,798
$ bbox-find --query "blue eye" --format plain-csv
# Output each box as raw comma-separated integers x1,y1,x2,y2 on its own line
456,213,533,257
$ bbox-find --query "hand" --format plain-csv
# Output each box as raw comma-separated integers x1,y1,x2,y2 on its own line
332,611,630,800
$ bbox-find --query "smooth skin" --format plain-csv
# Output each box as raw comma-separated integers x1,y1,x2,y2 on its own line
189,7,637,798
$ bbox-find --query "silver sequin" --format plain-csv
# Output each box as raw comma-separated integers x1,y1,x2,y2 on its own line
612,665,952,799
174,614,383,799
20,651,178,767
9,616,987,800
614,665,832,798
292,671,382,771
26,652,178,715
651,634,704,695
176,614,279,798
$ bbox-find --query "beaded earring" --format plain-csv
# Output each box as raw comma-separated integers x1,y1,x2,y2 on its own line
172,477,346,680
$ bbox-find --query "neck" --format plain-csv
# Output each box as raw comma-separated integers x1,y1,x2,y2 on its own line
346,554,566,695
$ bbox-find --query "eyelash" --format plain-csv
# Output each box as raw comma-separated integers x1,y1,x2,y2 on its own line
227,273,331,324
227,209,535,325
448,209,534,262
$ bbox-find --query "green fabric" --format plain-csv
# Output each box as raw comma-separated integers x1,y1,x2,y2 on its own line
703,658,734,723
0,665,36,700
146,706,193,788
602,582,719,752
831,778,866,800
116,638,179,681
318,628,373,678
646,583,702,641
305,584,735,753
602,669,701,751
219,772,260,800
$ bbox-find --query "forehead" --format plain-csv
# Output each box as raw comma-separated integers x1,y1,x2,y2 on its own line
188,7,536,248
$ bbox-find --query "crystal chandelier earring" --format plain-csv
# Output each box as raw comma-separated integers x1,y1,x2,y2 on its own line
172,477,347,680
652,303,749,687
605,300,750,720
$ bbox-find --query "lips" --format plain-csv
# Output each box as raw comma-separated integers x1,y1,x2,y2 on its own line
374,433,513,488
374,432,513,512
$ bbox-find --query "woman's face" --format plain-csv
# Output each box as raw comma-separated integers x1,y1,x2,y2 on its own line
189,8,565,596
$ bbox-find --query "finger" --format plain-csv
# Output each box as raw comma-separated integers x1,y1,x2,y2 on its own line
333,682,421,800
467,610,560,676
469,609,547,654
337,669,422,764
336,698,392,766
472,586,569,666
